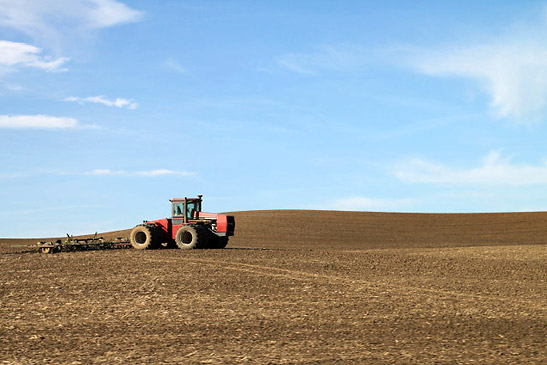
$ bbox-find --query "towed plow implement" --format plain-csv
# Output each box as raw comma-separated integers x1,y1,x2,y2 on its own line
32,234,130,254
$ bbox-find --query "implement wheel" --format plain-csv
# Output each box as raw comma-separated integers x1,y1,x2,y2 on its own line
130,225,159,250
175,225,207,249
40,247,53,254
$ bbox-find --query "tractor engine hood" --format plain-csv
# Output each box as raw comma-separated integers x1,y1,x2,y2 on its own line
198,212,235,236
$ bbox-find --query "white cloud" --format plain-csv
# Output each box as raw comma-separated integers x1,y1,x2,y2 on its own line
82,169,196,177
0,0,143,39
396,150,547,186
83,169,126,176
135,169,195,177
0,1,142,80
0,114,78,129
278,43,368,74
0,40,69,73
83,0,144,28
329,196,415,211
64,95,137,109
405,13,547,121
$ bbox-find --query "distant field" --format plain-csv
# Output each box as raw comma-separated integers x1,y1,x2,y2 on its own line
1,210,546,363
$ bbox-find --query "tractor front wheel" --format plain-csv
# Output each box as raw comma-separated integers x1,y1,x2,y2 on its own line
175,225,207,249
130,225,159,250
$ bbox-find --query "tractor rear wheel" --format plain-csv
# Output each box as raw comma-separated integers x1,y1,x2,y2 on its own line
130,225,159,250
175,225,207,249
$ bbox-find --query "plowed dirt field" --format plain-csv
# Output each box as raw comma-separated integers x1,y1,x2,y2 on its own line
1,210,546,363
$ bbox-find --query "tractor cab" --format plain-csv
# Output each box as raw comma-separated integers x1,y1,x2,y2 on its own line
170,195,203,223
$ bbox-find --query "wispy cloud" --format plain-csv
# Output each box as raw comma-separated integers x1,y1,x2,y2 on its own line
81,0,144,28
82,169,126,176
0,40,69,75
0,0,143,43
64,95,137,109
83,169,196,177
329,196,416,211
278,43,368,75
404,11,547,122
0,204,98,216
396,150,547,186
0,114,79,129
164,58,188,74
135,169,195,177
188,97,295,111
0,168,196,180
2,82,24,91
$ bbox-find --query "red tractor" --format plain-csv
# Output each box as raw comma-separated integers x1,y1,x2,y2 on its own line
129,195,235,250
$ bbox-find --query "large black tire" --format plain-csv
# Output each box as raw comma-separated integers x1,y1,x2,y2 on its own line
130,225,159,250
175,225,207,249
210,236,229,249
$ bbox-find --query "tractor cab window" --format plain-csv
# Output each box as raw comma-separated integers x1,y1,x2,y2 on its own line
172,202,184,217
186,201,198,220
172,201,199,220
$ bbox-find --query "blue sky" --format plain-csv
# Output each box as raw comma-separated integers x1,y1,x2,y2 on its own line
2,1,547,237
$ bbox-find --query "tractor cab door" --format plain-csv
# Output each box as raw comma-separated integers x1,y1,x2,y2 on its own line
186,201,199,220
172,202,185,218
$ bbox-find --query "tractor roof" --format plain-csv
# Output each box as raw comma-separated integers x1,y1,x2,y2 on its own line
170,198,201,202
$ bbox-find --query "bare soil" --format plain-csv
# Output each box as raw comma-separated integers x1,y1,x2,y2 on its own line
1,210,546,363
